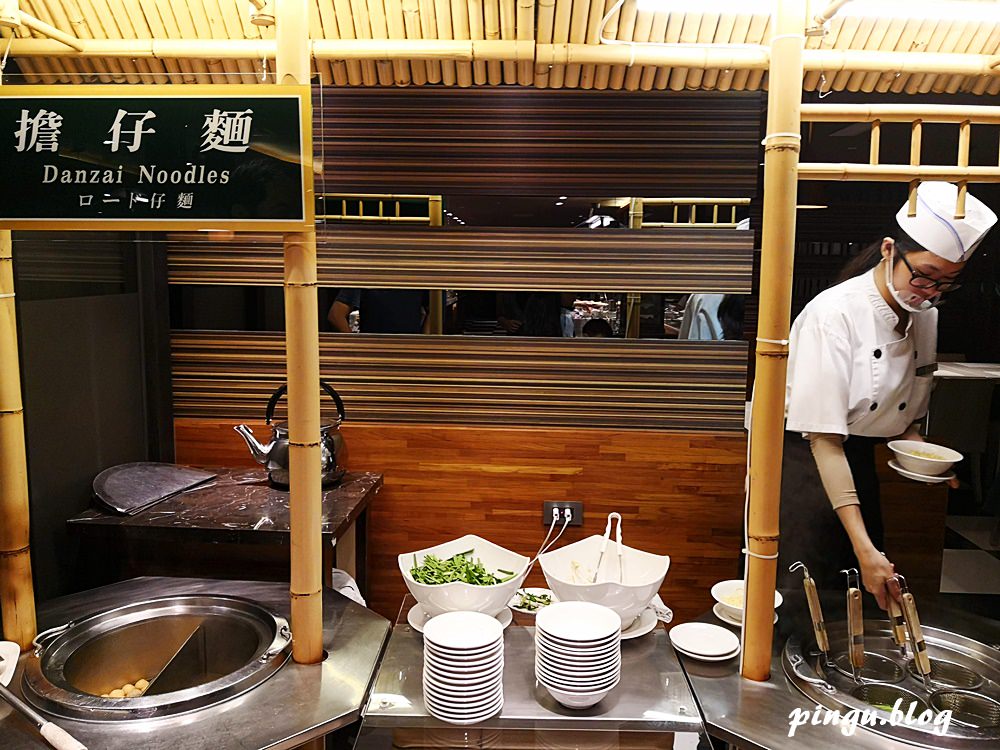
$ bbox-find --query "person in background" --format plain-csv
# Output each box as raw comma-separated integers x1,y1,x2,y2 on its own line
775,182,996,605
328,288,430,334
678,293,725,340
581,318,614,338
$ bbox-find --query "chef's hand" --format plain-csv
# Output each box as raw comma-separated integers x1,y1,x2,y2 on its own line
857,547,896,610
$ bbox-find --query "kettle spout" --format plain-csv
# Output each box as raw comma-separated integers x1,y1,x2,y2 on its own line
234,424,272,464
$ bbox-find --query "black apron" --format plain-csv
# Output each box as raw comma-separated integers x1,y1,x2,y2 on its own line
774,431,884,592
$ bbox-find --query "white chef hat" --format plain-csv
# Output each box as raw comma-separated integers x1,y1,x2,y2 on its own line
895,181,997,263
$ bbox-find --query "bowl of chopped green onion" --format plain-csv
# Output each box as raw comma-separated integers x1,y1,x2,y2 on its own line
887,439,962,476
399,534,530,618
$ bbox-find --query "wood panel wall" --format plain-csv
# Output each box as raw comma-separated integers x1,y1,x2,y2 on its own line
171,332,749,431
165,226,755,293
174,419,748,623
314,88,762,196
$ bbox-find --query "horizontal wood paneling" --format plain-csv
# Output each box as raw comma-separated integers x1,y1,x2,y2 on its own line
174,419,748,623
171,332,749,430
314,88,762,196
165,226,754,292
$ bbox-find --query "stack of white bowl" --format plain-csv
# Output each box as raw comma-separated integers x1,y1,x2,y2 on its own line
534,601,621,709
422,611,504,725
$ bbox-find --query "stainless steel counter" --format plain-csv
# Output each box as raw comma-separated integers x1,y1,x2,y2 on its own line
680,592,1000,750
0,577,391,750
359,598,705,743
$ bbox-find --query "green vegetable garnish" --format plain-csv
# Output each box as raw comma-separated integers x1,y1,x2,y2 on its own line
409,549,516,586
514,590,553,612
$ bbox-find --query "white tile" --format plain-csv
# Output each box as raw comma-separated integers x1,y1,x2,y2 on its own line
946,515,1000,551
940,550,1000,594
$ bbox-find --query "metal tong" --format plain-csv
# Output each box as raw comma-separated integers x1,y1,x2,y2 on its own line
790,561,832,667
842,567,865,684
591,512,623,584
893,573,933,690
883,570,908,657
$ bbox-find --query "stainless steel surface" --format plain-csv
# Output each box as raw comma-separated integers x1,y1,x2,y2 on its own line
907,658,985,691
680,593,1000,750
0,577,390,750
362,597,703,733
930,690,1000,729
23,594,292,721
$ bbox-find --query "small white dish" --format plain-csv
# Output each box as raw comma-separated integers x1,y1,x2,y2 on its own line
712,603,777,627
620,608,658,640
669,622,740,658
710,580,783,621
409,603,513,634
508,587,557,614
535,601,621,643
672,642,740,662
888,459,956,485
424,611,504,650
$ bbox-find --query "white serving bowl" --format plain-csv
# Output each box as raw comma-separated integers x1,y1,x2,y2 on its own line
538,536,669,628
400,535,530,618
538,679,620,709
887,440,962,477
710,580,783,622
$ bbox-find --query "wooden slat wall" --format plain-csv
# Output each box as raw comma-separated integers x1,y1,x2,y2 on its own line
314,88,762,195
171,332,749,430
173,419,749,623
165,226,754,292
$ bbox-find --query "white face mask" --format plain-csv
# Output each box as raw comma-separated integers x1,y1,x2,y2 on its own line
884,247,937,313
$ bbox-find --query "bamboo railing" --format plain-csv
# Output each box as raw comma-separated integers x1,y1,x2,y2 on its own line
277,0,324,667
0,229,37,650
742,0,805,682
637,198,751,228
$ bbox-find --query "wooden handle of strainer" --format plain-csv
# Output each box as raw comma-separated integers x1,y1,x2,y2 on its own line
803,575,829,653
847,587,865,669
901,592,931,675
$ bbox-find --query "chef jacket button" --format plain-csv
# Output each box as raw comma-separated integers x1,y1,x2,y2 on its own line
874,349,882,358
870,402,878,411
898,402,907,411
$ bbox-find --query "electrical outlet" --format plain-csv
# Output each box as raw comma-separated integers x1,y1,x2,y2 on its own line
542,501,583,526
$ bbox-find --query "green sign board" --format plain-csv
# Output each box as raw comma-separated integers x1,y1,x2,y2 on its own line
0,84,313,231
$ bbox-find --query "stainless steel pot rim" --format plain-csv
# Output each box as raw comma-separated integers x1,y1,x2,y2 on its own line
22,594,292,722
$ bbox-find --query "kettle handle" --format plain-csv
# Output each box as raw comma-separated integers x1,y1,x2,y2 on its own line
265,380,347,425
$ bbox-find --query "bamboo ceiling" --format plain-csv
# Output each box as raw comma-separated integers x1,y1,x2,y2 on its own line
3,1,999,95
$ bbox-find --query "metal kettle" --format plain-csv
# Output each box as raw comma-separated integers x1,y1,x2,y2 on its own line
234,380,348,488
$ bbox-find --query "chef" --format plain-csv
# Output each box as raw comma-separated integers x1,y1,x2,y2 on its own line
776,182,997,607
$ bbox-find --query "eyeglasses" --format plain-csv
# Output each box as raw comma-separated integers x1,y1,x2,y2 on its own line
897,251,963,293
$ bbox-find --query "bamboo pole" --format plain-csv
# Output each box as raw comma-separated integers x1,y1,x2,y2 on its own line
419,0,443,83
384,0,414,85
18,11,85,52
607,0,637,90
467,0,487,84
563,0,591,88
579,0,607,88
428,197,444,334
348,0,379,85
451,0,473,86
742,0,805,683
869,119,880,165
956,119,971,218
801,103,1000,124
534,0,555,86
548,0,572,88
536,43,769,68
798,164,1000,182
908,119,922,217
594,0,617,89
0,228,37,651
401,0,429,84
484,0,503,84
433,0,457,85
516,0,534,85
277,0,324,667
366,0,400,85
499,0,517,83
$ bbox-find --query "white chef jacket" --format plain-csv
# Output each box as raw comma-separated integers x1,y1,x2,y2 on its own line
785,269,938,438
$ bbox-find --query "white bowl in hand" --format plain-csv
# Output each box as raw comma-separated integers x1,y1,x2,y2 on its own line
887,440,962,477
399,534,529,618
538,536,669,629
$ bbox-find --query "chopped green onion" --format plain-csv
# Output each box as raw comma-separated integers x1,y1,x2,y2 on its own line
409,549,516,586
